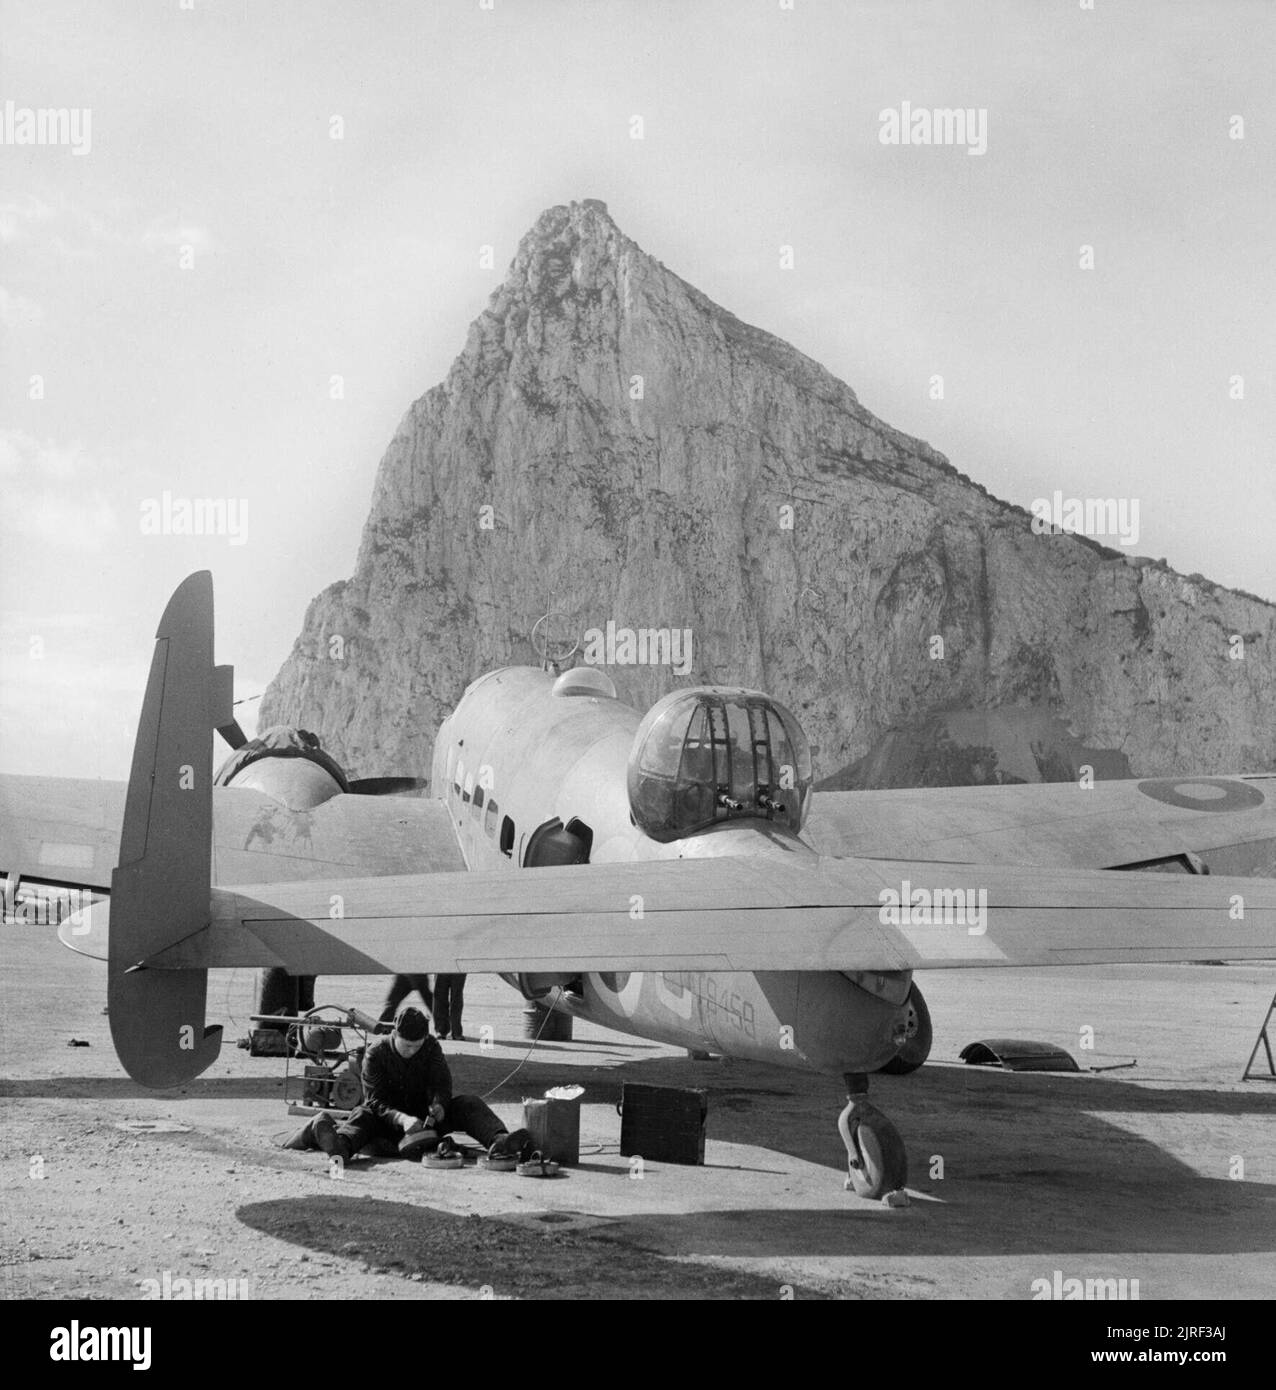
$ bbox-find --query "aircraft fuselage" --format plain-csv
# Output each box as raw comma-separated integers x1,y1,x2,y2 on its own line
430,667,912,1075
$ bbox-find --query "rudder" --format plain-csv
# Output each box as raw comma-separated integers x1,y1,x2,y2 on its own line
109,570,229,1087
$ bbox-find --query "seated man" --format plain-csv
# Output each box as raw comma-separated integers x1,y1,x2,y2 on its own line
310,1005,530,1164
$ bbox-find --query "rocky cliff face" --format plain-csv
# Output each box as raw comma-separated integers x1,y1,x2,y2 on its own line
260,199,1275,786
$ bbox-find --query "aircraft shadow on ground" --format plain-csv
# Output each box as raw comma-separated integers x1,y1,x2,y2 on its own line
234,1195,828,1299
443,1049,1276,1261
0,1075,291,1100
0,1034,659,1100
595,1177,1276,1264
11,1040,1272,1263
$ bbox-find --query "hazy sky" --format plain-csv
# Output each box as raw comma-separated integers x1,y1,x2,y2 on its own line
2,0,1273,778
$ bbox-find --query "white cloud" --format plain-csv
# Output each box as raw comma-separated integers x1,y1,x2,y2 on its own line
0,652,148,778
0,192,125,261
0,285,45,327
0,193,218,263
0,431,92,479
141,215,218,256
0,431,120,549
0,193,54,244
0,603,150,777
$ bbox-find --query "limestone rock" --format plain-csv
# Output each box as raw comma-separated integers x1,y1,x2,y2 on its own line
260,201,1275,786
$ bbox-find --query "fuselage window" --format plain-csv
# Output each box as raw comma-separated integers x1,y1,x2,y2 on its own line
499,815,515,858
472,785,485,818
484,799,499,837
453,755,464,801
462,771,473,805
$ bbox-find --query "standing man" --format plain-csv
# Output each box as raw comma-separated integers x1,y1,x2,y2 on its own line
378,973,434,1025
310,1005,529,1163
432,973,467,1041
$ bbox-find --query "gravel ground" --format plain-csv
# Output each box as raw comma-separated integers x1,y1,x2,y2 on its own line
3,932,1273,1300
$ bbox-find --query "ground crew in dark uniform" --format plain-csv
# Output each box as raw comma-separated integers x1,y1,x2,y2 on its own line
431,973,467,1040
378,974,434,1024
310,1005,530,1163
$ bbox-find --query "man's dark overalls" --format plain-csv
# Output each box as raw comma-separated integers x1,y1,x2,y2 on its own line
325,1029,504,1156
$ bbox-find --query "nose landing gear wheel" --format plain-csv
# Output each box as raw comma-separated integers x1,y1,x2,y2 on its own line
838,1096,908,1201
878,982,933,1076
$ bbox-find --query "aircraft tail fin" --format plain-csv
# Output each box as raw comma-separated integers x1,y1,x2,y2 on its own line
108,570,230,1087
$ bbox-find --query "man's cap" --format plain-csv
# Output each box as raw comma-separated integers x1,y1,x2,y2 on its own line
393,1005,430,1041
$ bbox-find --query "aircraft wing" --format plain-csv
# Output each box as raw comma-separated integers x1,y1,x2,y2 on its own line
209,786,465,883
0,774,127,889
95,852,1273,977
0,777,463,893
806,776,1276,871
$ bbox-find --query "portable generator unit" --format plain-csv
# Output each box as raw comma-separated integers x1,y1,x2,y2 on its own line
241,1005,389,1116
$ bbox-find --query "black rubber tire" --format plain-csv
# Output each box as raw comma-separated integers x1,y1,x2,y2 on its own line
879,982,933,1075
844,1101,909,1199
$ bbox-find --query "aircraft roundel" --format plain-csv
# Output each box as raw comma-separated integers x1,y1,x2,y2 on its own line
1136,777,1265,812
595,971,643,1017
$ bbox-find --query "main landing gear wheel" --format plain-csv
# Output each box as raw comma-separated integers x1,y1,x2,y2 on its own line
838,1083,908,1202
878,982,933,1076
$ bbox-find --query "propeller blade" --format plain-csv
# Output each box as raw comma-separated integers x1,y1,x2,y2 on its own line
217,718,248,750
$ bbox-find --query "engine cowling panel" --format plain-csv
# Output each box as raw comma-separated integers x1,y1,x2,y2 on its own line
214,725,348,811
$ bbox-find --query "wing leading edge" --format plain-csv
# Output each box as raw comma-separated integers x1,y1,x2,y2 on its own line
118,853,1276,976
807,775,1276,870
0,774,465,893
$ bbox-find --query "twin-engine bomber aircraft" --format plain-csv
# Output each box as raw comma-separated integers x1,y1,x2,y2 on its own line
5,572,1276,1199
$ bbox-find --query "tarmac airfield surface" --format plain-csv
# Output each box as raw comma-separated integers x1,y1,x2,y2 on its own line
3,930,1273,1301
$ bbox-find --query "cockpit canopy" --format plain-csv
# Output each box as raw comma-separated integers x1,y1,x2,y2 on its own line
627,687,813,843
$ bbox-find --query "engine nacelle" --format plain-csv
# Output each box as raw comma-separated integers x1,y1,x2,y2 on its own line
501,971,579,1003
627,687,813,842
218,739,348,1027
214,726,349,811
